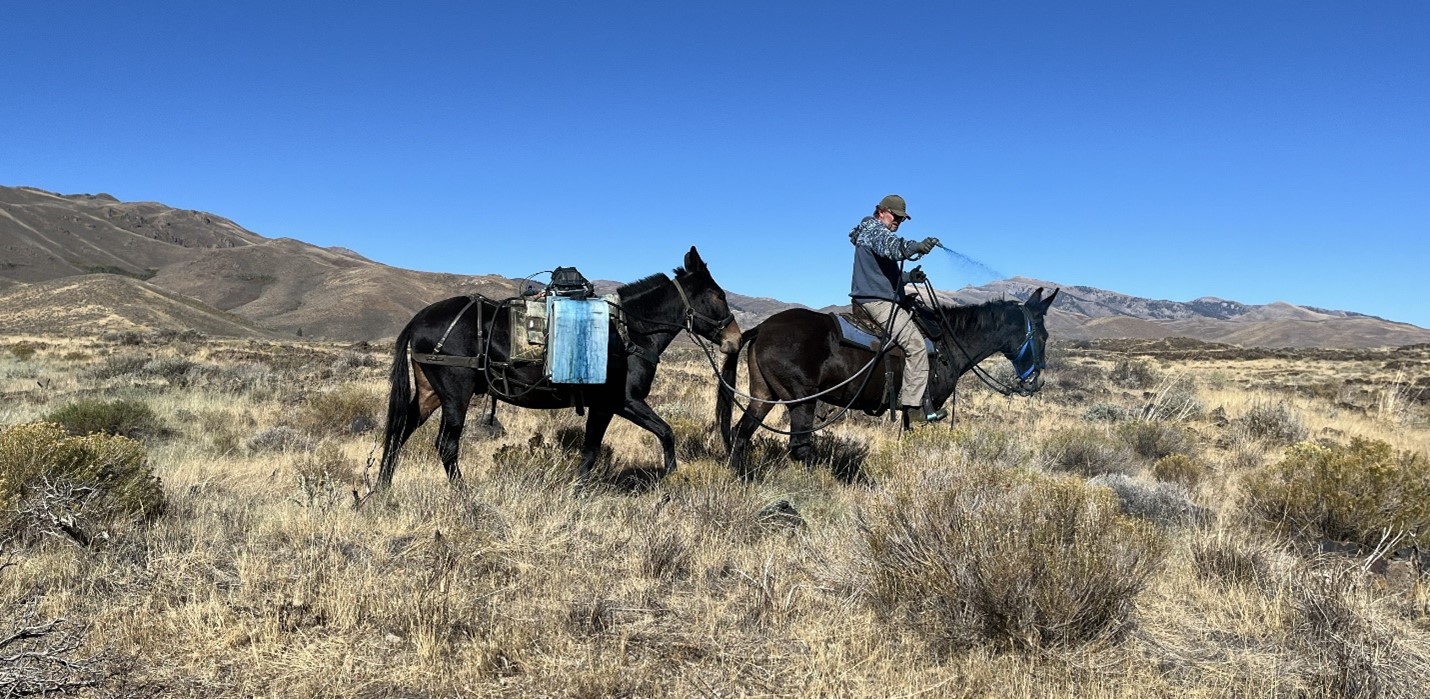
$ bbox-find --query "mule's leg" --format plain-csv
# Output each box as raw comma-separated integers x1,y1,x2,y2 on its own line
729,347,778,481
576,409,615,485
431,371,479,483
786,400,817,463
616,399,678,476
378,362,447,487
730,399,774,481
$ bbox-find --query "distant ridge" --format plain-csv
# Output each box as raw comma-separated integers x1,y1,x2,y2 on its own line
2,185,1426,348
0,275,280,338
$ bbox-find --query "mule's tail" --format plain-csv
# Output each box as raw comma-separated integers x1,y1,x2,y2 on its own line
377,320,418,488
716,326,760,451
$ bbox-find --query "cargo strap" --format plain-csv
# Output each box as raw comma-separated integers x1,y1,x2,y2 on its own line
412,353,484,368
415,295,487,370
607,294,661,366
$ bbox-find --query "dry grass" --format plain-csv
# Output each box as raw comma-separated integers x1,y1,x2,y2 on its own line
1,336,1429,697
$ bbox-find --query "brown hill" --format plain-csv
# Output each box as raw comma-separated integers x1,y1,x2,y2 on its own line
4,185,1427,348
1,186,518,341
0,275,280,338
0,186,263,281
148,238,518,339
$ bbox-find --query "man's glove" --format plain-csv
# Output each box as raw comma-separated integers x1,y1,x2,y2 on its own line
912,237,940,256
907,265,927,284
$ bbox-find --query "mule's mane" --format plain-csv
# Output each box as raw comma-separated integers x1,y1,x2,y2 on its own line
616,264,701,299
616,270,674,299
938,299,1023,333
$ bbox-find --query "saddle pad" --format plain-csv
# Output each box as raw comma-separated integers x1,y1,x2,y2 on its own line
834,313,935,355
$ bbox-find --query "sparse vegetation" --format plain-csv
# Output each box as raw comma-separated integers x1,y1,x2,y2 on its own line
1240,399,1308,446
860,468,1167,653
1116,419,1199,461
7,341,37,361
0,335,1427,696
1243,437,1430,549
1041,425,1140,476
43,398,164,439
1151,452,1209,489
0,422,166,541
1110,356,1161,388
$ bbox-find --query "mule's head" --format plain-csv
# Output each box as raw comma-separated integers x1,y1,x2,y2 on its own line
1001,287,1059,394
674,246,742,353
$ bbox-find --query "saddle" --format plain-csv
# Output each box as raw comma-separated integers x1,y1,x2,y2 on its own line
833,302,940,355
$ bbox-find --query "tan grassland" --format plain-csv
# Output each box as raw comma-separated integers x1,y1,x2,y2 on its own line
2,332,1429,697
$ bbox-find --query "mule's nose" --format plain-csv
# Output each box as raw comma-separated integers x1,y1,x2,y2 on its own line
719,320,743,354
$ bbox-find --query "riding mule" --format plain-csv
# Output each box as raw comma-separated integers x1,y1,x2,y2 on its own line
717,288,1058,479
378,247,740,487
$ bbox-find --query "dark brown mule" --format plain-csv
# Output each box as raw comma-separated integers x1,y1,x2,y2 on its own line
717,288,1058,480
378,247,741,488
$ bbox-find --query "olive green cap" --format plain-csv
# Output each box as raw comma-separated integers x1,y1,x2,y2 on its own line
877,194,910,220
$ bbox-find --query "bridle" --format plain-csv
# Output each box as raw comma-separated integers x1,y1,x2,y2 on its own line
613,275,735,357
1009,305,1044,391
671,276,736,338
921,280,1044,398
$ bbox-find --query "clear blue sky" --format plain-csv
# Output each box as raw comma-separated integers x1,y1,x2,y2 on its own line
5,2,1428,328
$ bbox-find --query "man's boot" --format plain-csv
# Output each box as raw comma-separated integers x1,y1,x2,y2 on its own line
906,396,948,424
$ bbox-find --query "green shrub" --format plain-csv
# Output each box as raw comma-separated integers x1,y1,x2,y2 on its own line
293,443,356,510
1139,377,1203,421
44,398,164,439
0,422,166,534
86,354,149,380
8,342,37,361
1089,473,1206,527
1110,358,1160,389
1083,402,1134,422
1244,438,1430,548
1041,427,1139,477
860,468,1166,653
297,384,382,437
1116,420,1197,461
246,426,315,454
1240,400,1307,446
1152,453,1208,489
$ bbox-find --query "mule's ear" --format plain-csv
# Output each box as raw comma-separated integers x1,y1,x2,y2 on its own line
684,246,706,272
1041,288,1060,310
1024,287,1045,306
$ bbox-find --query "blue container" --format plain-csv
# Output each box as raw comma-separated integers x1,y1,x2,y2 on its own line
545,297,609,384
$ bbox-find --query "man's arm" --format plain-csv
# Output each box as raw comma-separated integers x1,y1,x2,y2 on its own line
849,218,916,260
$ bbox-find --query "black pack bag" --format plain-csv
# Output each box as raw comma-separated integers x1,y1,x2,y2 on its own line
548,266,594,299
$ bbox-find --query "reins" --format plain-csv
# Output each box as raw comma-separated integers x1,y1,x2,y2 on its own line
687,293,922,437
918,278,1041,398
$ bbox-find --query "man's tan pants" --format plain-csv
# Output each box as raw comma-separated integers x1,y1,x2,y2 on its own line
860,299,928,409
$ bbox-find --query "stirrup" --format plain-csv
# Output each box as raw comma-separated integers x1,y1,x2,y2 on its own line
905,406,948,423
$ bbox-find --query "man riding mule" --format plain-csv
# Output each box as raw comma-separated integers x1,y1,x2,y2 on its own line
850,193,946,423
718,222,1058,481
377,247,740,488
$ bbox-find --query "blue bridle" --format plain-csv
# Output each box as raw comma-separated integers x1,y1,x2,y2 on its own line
1011,306,1043,385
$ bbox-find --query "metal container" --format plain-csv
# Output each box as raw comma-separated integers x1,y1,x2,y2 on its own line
545,297,609,383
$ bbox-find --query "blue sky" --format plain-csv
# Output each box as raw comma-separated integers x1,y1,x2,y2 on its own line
5,2,1428,328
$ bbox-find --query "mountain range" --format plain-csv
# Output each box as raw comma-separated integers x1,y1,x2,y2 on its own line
2,185,1426,349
